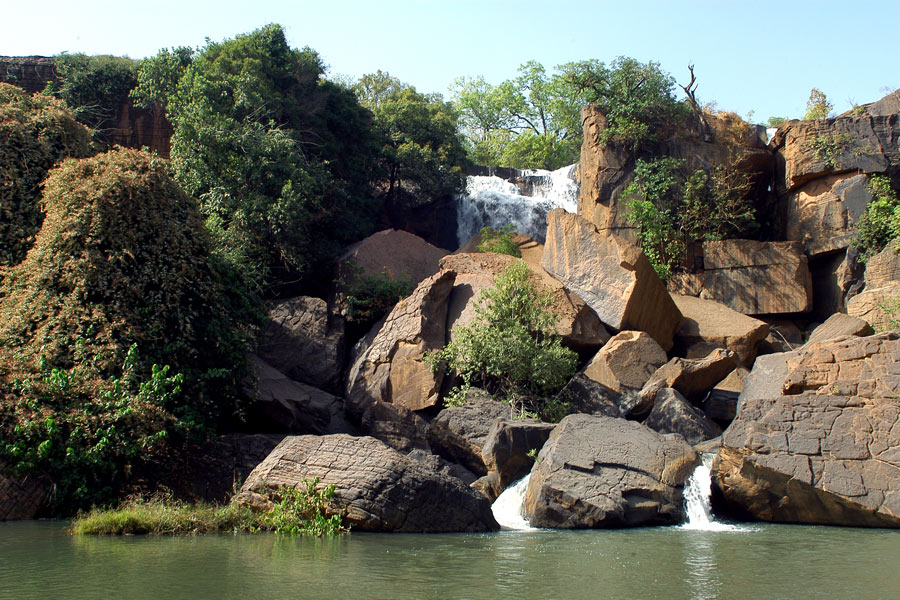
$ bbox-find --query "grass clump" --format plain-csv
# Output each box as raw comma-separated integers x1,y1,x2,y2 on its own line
477,225,522,257
71,479,347,536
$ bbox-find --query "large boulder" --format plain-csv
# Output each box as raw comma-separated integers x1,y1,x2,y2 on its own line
523,414,698,528
642,348,739,403
257,296,344,393
426,389,512,475
554,374,627,418
697,240,813,315
478,418,556,501
243,355,351,435
541,209,682,350
238,434,499,532
582,330,667,393
772,115,899,193
672,294,769,365
702,367,749,425
864,238,900,290
804,313,874,347
847,282,900,331
785,173,871,256
336,228,448,290
441,251,609,350
644,387,722,445
345,270,455,420
713,332,900,527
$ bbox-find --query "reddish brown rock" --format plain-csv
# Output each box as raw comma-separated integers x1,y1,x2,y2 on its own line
672,294,769,365
345,270,455,424
713,332,900,527
864,238,900,290
238,434,499,532
480,418,556,500
642,348,739,404
258,296,344,393
523,414,698,528
698,240,813,315
847,282,900,331
336,229,448,291
804,313,875,347
583,330,667,393
542,209,682,350
785,174,871,256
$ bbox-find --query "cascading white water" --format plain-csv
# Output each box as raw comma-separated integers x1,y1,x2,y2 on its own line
681,453,737,531
456,164,578,246
491,475,535,530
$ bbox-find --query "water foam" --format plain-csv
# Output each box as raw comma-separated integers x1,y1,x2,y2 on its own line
491,475,535,530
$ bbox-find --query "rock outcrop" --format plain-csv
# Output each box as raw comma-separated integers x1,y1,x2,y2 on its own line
582,330,668,393
714,332,900,527
258,296,345,393
785,173,871,256
542,209,682,350
644,387,722,445
804,313,875,347
0,468,49,521
695,240,813,315
642,348,739,403
671,294,769,365
523,414,698,528
426,390,512,475
478,418,556,501
847,281,900,331
238,435,499,532
336,229,449,292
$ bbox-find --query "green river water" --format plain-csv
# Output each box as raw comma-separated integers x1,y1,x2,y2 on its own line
1,520,898,599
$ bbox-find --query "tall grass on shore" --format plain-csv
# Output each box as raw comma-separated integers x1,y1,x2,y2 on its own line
71,478,346,536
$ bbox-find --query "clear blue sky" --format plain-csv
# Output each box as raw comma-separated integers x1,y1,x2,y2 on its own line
5,0,897,122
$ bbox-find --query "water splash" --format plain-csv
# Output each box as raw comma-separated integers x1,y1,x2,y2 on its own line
456,164,578,246
681,453,739,532
491,475,535,530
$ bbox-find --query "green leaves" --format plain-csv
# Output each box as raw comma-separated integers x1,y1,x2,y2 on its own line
427,261,577,420
853,174,900,262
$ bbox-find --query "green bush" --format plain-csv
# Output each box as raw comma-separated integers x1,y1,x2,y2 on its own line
0,84,93,270
426,261,577,420
477,225,522,257
624,156,755,279
262,479,345,536
47,53,138,135
0,148,258,513
341,266,413,326
853,174,900,262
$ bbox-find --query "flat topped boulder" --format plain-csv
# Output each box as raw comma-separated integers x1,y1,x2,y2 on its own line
672,294,769,365
698,240,813,315
238,434,498,533
714,332,900,527
804,313,874,347
523,414,698,528
441,251,608,349
541,209,681,351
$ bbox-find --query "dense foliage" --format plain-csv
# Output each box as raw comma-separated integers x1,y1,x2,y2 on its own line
476,225,522,257
0,84,93,270
853,174,900,262
133,24,378,292
624,156,755,279
0,148,257,513
353,70,468,206
804,88,833,121
426,261,576,420
46,53,138,137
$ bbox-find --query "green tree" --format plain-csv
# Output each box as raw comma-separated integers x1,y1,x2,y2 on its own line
426,261,577,420
353,71,468,206
133,24,377,292
853,174,900,261
804,88,833,120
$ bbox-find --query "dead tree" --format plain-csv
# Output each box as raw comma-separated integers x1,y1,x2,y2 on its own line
680,64,713,143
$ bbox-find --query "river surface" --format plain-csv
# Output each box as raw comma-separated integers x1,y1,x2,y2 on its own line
1,520,898,599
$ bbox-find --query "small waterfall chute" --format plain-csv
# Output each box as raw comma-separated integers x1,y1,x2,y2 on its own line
456,164,578,246
491,475,535,531
681,453,739,532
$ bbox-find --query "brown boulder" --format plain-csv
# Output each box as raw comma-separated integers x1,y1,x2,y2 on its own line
523,414,698,528
345,270,455,420
583,330,667,393
785,174,871,256
480,418,556,500
257,296,344,393
541,209,682,350
698,240,813,315
426,389,513,475
243,355,351,435
642,348,739,404
804,313,875,347
714,332,900,527
847,282,900,331
702,367,749,425
864,238,900,290
336,228,448,290
672,294,769,365
441,251,609,350
644,387,722,445
238,435,499,532
555,374,627,418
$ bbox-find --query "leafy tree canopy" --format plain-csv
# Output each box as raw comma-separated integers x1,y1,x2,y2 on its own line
804,88,833,121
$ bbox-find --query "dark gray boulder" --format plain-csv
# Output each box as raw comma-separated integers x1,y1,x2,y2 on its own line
426,389,512,475
644,387,722,445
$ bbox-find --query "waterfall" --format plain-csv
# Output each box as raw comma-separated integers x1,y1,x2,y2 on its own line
681,453,737,531
491,475,535,530
456,164,578,246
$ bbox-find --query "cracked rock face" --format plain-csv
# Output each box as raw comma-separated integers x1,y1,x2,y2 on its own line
238,434,499,533
523,414,698,528
714,332,900,527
